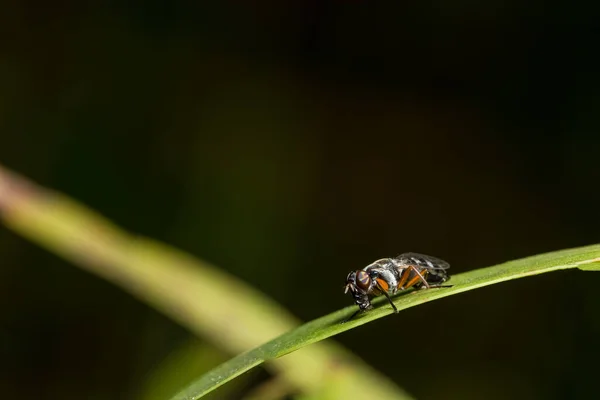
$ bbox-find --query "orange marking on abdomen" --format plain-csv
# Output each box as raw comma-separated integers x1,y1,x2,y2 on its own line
397,267,411,288
376,278,389,292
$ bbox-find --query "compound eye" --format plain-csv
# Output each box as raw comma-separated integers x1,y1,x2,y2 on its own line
355,270,371,290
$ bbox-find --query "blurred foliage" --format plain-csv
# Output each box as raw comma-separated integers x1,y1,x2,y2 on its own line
0,164,411,399
139,340,234,400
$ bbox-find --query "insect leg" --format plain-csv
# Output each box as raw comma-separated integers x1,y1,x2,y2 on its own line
402,266,430,289
378,285,398,313
342,309,362,324
397,267,411,288
425,282,453,289
421,272,452,289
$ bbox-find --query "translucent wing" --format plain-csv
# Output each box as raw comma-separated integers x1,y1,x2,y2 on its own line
394,252,450,270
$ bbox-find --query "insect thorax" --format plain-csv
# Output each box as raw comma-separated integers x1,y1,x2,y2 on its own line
364,259,401,295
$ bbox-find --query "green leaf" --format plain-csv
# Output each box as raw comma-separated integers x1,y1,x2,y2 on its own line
0,164,412,400
172,244,600,400
1,164,599,400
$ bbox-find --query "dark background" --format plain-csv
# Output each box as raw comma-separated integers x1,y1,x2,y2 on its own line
1,1,600,399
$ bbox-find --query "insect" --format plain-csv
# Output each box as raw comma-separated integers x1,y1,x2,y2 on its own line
343,252,451,322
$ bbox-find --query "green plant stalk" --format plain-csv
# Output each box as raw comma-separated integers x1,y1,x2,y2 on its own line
0,164,411,400
172,245,600,399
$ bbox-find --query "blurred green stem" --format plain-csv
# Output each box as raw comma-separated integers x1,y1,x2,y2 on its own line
0,164,411,400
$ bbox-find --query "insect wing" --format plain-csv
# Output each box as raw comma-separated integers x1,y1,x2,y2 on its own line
395,252,450,270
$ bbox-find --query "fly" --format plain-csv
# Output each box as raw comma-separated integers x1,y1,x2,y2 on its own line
343,253,451,322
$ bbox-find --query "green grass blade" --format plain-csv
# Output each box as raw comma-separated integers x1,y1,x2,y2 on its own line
2,164,599,400
172,245,600,399
0,164,412,400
